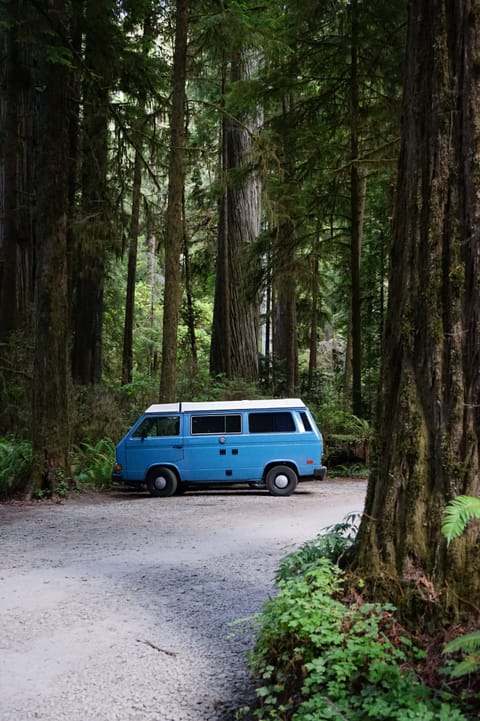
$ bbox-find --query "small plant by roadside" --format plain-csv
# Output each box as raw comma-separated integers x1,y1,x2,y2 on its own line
236,515,473,721
440,496,480,684
276,513,361,578
71,437,116,491
240,558,470,721
0,436,32,498
327,462,369,478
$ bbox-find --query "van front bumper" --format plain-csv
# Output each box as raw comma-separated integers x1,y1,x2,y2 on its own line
314,466,327,480
111,467,124,484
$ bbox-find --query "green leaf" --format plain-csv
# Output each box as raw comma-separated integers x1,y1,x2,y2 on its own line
442,495,480,544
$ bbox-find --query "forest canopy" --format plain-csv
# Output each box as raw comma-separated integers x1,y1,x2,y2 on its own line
0,0,405,461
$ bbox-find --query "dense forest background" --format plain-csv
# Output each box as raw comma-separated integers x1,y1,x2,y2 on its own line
2,1,480,712
0,0,405,492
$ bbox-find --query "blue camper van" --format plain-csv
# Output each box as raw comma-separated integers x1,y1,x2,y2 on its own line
112,398,326,497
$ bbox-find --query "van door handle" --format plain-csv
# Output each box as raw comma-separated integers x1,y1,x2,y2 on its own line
172,444,183,449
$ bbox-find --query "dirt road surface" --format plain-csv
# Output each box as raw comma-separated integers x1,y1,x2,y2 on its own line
0,479,367,721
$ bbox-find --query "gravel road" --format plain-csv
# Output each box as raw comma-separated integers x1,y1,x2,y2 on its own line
0,479,367,721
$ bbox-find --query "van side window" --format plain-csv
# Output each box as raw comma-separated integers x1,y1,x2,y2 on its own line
191,414,242,434
300,412,312,431
133,416,180,438
248,412,295,433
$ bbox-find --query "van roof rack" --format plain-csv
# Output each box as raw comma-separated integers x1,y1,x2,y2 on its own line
145,398,306,414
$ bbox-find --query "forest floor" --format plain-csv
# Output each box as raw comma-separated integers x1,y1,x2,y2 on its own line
0,478,367,721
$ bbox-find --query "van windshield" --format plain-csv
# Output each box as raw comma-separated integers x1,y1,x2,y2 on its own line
133,416,180,438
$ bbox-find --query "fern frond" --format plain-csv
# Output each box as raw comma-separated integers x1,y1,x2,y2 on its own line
443,630,480,655
443,631,480,678
442,495,480,545
448,655,480,678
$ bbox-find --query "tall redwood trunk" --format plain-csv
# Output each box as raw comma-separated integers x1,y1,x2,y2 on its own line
273,219,297,395
350,0,362,417
159,0,188,402
354,0,480,627
272,97,298,395
0,6,36,341
71,0,112,386
122,146,142,386
210,52,261,382
28,0,70,497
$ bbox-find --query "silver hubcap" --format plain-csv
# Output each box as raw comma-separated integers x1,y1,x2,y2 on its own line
153,475,167,490
274,474,289,489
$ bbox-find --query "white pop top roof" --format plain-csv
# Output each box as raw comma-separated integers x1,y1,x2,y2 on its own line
145,398,306,414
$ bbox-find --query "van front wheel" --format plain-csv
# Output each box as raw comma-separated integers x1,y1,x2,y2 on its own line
147,467,177,497
265,465,297,496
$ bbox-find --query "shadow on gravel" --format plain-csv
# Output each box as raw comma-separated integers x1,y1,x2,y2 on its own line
111,553,272,719
109,485,314,501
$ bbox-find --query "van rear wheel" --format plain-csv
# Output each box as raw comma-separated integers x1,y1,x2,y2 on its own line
147,467,177,497
265,465,297,496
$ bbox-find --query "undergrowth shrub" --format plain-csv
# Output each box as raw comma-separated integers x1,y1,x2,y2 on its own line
276,513,361,577
441,497,480,683
0,437,32,498
239,526,472,721
71,437,116,490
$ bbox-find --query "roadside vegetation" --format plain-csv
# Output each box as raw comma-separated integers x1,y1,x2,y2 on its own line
237,515,479,721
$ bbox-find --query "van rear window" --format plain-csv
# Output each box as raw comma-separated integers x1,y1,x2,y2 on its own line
248,412,295,433
300,411,312,431
191,414,241,434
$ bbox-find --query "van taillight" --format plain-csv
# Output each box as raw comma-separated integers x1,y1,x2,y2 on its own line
115,463,122,471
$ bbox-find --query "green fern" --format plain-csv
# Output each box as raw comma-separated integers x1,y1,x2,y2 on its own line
443,631,480,677
0,437,32,497
72,437,116,489
441,495,480,680
442,495,480,545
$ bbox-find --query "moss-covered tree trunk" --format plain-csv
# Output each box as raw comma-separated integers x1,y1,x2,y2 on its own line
354,0,480,627
159,0,188,402
272,97,298,395
71,0,113,386
210,52,261,383
27,0,70,498
122,143,142,386
0,4,36,342
273,217,298,395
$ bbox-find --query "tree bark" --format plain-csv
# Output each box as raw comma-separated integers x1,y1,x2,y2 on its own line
122,144,143,386
354,0,480,627
0,20,20,340
159,0,188,402
71,0,112,386
183,192,197,367
272,97,298,395
307,249,319,392
210,52,261,382
273,219,298,395
350,0,367,418
0,4,36,341
27,0,70,498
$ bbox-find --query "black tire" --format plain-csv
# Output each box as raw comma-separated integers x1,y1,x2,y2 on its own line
265,465,298,496
147,467,178,497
